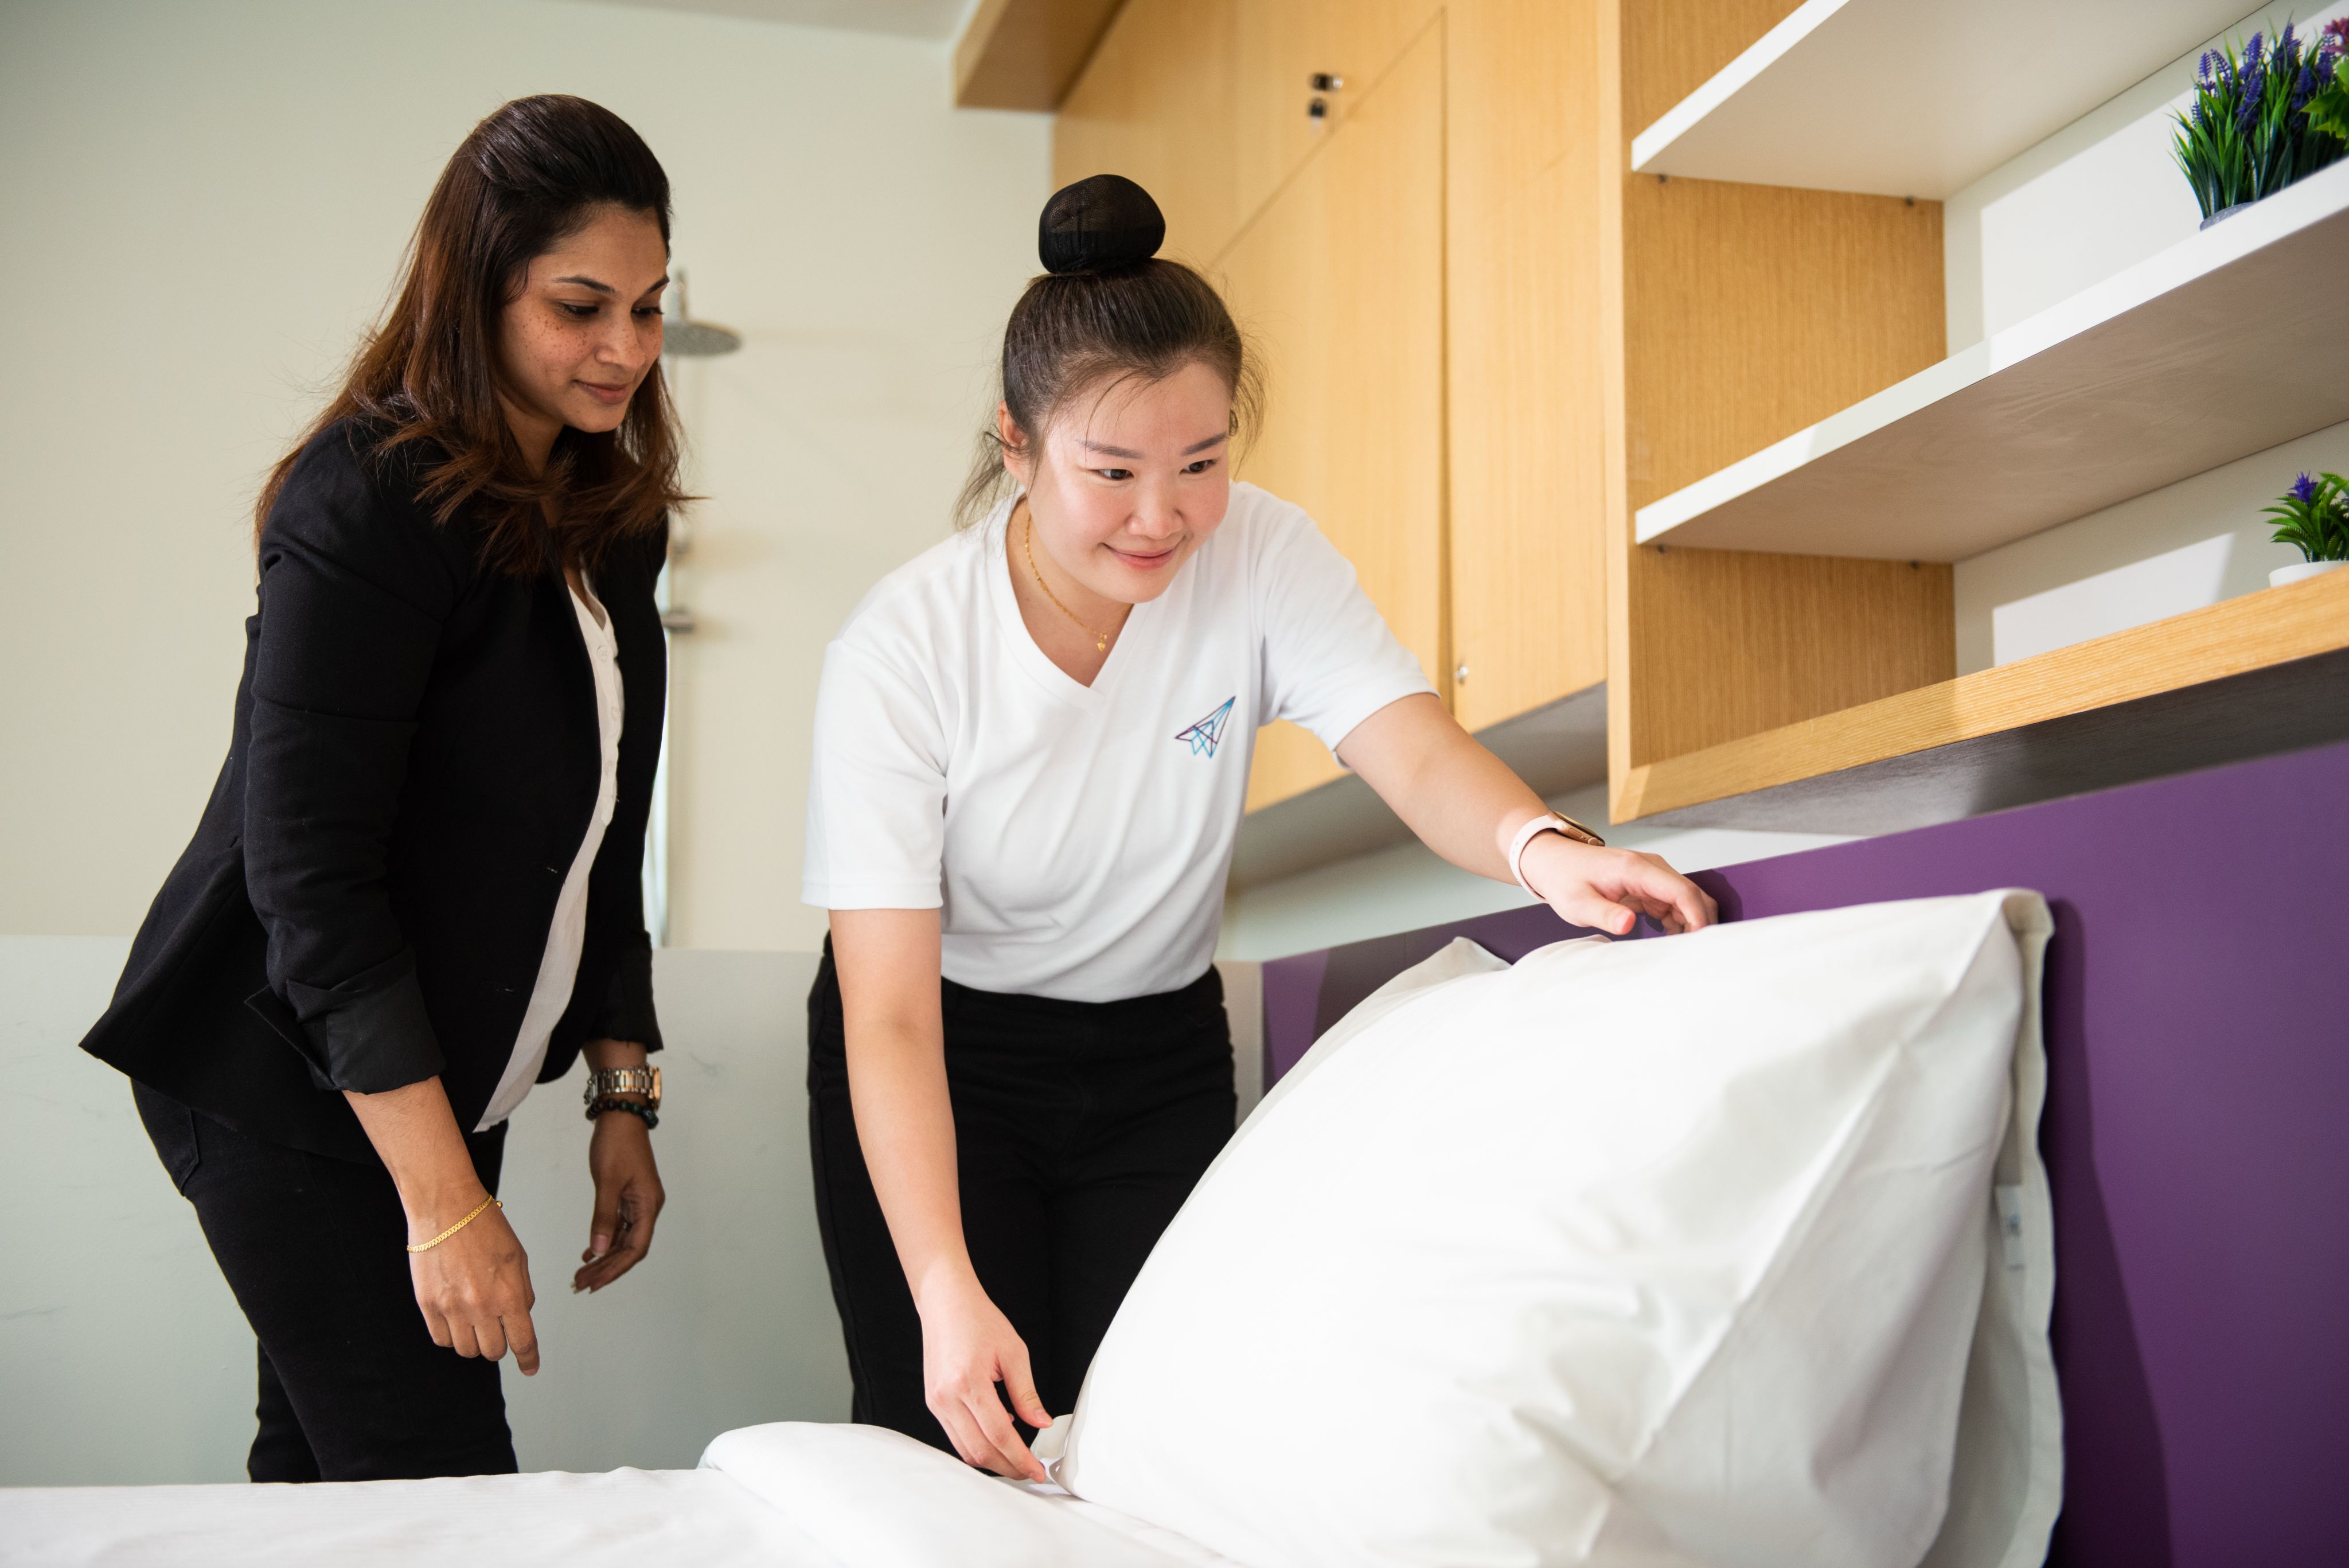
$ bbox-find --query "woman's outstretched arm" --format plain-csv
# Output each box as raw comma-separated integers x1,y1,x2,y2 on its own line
1337,693,1717,935
829,907,1052,1480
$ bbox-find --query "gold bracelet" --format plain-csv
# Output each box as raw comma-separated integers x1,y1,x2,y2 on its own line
405,1195,502,1254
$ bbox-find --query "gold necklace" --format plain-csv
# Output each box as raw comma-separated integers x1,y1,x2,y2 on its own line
1022,510,1117,653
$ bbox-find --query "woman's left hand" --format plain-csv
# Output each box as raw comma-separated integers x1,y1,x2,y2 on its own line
574,1111,665,1293
1520,833,1718,937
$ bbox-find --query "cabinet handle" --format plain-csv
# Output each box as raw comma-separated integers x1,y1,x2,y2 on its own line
1454,663,1470,684
1308,70,1342,122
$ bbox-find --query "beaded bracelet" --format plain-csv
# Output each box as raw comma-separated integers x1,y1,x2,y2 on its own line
587,1095,659,1131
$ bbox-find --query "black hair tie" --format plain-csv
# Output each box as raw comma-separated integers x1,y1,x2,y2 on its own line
1039,174,1165,274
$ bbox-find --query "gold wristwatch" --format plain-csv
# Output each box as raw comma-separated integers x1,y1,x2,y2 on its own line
583,1065,662,1110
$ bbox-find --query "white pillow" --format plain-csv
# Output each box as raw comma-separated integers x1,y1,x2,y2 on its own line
1049,891,2059,1568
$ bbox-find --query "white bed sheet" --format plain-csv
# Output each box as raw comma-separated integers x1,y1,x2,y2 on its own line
0,1466,829,1567
0,1422,1238,1568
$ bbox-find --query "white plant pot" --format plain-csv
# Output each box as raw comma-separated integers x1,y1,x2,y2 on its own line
2270,559,2348,588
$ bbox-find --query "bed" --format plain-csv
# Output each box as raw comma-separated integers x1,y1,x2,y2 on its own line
6,739,2343,1567
1261,738,2349,1568
0,1422,1239,1567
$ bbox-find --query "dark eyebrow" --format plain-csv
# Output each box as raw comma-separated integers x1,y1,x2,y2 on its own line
1079,432,1231,461
551,274,671,300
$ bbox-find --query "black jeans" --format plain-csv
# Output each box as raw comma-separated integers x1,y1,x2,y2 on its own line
134,1082,517,1481
807,947,1235,1452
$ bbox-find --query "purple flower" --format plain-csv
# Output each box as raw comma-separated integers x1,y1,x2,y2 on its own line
2328,18,2349,49
2295,63,2315,112
2292,473,2320,503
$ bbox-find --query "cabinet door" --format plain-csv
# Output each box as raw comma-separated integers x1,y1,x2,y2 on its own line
1053,0,1239,264
1444,0,1611,730
1232,0,1442,240
1221,22,1445,812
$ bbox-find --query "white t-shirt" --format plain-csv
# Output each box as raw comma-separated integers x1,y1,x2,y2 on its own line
802,483,1433,1002
477,577,624,1130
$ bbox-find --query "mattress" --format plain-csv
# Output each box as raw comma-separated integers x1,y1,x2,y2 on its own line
0,1422,1239,1568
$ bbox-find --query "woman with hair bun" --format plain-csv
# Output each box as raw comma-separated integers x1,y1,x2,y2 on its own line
80,95,678,1480
804,175,1717,1479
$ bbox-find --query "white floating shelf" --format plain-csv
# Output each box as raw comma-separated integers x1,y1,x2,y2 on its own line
1635,162,2349,563
1631,0,2248,199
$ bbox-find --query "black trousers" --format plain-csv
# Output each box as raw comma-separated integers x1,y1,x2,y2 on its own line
807,948,1235,1452
134,1082,518,1481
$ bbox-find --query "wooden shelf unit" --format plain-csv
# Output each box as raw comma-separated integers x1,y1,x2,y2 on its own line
1634,162,2349,561
1629,0,2247,199
1605,0,2340,830
1608,0,1957,812
1618,568,2349,832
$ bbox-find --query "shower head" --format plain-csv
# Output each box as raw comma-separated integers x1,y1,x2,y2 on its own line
664,318,743,357
664,271,742,358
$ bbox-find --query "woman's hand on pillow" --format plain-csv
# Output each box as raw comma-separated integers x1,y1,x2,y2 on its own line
1522,836,1718,936
917,1267,1053,1481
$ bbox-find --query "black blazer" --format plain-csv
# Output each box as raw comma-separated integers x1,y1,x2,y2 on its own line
81,420,667,1161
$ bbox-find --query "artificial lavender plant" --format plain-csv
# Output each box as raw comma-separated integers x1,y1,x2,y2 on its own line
2262,471,2349,563
2171,22,2347,220
2304,19,2349,143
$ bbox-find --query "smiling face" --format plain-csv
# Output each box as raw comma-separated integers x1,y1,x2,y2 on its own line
496,203,669,470
1004,358,1235,615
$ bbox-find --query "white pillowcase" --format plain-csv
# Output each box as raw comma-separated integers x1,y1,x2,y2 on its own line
1048,891,2059,1568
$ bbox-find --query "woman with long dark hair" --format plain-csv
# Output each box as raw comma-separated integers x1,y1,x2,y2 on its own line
80,95,684,1481
803,176,1717,1480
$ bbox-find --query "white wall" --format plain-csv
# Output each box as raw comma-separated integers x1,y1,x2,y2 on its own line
0,0,1057,1488
0,0,1048,949
1943,1,2349,675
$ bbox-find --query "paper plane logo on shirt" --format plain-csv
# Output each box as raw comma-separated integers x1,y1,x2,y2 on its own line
1174,696,1236,758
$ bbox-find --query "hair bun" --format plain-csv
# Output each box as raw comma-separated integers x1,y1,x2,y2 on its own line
1039,174,1165,275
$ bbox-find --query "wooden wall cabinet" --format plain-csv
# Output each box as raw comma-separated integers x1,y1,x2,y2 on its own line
1231,0,1441,231
1444,0,1615,732
1040,0,2349,846
1224,21,1447,810
1053,0,1241,264
1059,1,1618,817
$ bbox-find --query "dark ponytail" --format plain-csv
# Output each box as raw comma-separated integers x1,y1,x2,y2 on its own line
955,174,1261,528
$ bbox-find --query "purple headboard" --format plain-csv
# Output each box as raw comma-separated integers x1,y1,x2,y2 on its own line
1260,740,2349,1568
